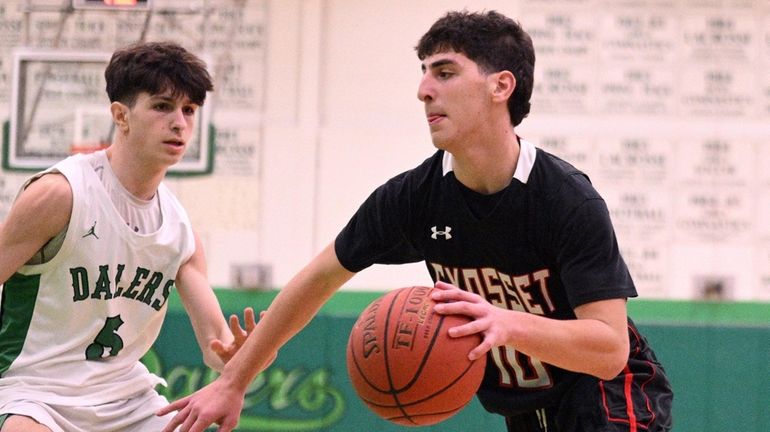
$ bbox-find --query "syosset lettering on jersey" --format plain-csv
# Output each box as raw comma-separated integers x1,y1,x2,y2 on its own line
429,262,556,389
429,263,555,315
69,265,174,311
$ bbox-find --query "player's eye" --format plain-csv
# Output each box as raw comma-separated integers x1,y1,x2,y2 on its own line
183,106,197,116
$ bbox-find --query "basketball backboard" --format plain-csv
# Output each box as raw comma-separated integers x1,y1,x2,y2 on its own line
2,48,214,175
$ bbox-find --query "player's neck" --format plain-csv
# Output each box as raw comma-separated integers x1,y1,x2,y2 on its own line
451,130,520,195
105,146,164,201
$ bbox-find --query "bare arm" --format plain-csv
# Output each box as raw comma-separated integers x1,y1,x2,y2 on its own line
159,242,354,432
0,174,72,285
174,231,238,371
219,242,354,390
432,282,629,380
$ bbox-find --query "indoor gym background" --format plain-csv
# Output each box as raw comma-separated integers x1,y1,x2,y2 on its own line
0,1,768,431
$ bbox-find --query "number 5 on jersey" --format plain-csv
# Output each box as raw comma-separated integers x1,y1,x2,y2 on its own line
86,315,125,360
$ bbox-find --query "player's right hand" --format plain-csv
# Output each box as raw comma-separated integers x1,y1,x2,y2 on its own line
158,377,244,432
431,280,517,361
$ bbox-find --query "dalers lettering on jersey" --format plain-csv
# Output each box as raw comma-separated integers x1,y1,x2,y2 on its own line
430,263,555,316
69,264,173,311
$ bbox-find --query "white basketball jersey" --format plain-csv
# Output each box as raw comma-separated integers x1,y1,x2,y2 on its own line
0,152,195,407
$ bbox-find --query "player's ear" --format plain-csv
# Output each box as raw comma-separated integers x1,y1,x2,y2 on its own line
110,101,130,133
490,70,515,103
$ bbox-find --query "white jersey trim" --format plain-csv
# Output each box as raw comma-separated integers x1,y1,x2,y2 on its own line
441,138,537,184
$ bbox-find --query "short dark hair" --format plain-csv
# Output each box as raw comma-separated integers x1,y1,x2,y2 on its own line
416,10,535,126
105,41,213,106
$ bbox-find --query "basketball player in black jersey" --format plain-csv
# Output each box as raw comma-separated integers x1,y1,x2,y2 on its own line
160,10,673,432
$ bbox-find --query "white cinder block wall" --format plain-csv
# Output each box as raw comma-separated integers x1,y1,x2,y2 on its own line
187,0,770,298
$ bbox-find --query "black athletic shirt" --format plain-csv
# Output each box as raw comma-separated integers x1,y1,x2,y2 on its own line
335,140,638,416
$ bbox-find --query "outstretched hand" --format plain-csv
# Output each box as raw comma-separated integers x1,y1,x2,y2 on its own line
159,309,278,431
431,281,517,360
158,378,244,432
210,307,257,364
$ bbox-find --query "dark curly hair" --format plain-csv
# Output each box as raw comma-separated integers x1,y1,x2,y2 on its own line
416,10,535,126
105,41,213,106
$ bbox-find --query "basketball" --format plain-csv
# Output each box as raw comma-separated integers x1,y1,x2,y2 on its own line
346,286,487,426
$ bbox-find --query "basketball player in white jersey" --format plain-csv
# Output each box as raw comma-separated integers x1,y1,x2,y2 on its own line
0,41,255,432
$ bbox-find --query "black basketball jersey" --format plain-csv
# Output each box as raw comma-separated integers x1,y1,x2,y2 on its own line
335,140,644,416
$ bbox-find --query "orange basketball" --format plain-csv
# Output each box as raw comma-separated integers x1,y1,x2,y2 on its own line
346,286,486,426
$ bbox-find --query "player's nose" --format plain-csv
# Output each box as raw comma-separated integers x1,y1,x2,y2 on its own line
417,74,435,102
169,108,186,132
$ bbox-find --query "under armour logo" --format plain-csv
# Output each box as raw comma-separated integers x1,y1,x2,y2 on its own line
82,221,99,239
430,226,452,240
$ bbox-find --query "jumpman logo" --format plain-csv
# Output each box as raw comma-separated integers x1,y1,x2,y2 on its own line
430,226,452,240
83,221,99,239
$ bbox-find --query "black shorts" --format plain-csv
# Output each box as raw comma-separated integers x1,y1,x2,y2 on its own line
505,357,673,432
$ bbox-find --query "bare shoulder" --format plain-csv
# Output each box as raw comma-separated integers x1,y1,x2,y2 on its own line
24,172,72,196
0,173,73,282
11,172,73,235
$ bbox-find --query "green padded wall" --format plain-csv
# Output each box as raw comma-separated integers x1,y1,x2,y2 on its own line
149,290,770,432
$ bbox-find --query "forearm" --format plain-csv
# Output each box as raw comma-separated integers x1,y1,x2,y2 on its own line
218,284,325,389
176,263,232,372
218,244,354,392
202,346,227,372
507,310,628,380
195,311,231,372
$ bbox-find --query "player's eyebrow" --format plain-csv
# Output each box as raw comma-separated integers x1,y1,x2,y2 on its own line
150,93,194,104
421,58,458,73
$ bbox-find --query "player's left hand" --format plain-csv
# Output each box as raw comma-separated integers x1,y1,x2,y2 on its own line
210,307,257,364
431,281,519,361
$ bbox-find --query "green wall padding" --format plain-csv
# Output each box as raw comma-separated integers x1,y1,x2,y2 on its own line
154,289,769,432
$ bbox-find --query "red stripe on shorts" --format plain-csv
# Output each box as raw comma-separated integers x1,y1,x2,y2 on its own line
623,365,638,432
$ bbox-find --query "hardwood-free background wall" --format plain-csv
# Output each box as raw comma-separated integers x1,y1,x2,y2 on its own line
1,0,769,300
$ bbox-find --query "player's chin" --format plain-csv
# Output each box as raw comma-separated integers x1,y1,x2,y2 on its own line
429,133,460,153
160,148,187,165
430,136,447,150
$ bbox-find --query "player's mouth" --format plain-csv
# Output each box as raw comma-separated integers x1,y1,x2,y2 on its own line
163,139,185,147
427,113,446,125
